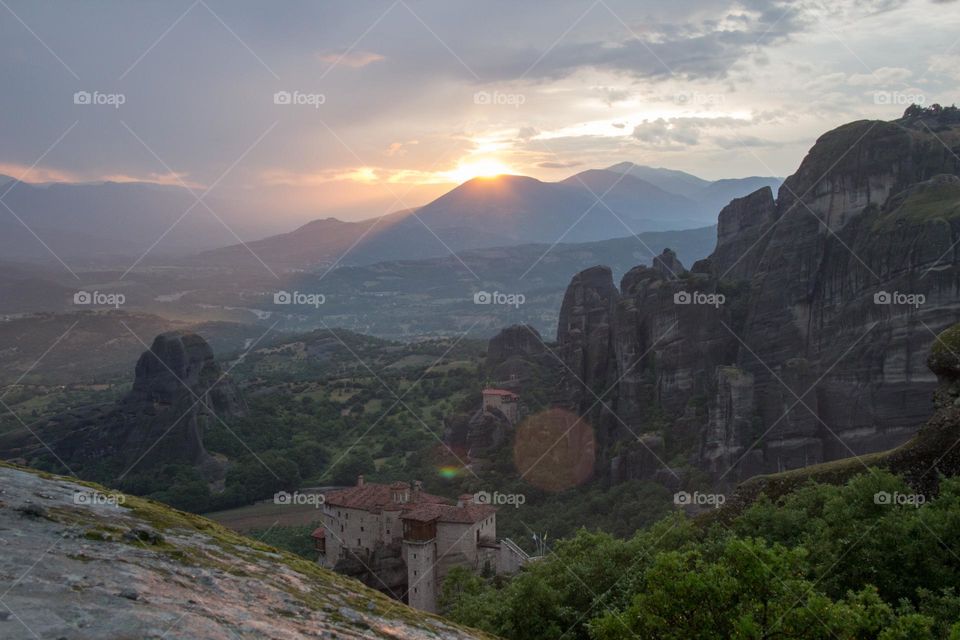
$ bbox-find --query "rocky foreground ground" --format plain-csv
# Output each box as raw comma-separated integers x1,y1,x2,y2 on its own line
0,464,492,640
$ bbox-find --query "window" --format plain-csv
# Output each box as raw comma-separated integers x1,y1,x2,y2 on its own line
360,526,364,532
357,539,361,546
413,553,417,559
413,570,418,576
414,588,418,594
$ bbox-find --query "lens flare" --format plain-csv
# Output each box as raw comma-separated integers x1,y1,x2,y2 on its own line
438,465,461,479
513,408,595,492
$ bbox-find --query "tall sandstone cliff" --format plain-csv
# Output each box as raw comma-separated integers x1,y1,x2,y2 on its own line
557,108,960,484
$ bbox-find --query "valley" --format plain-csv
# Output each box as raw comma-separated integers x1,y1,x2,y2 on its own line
4,98,960,638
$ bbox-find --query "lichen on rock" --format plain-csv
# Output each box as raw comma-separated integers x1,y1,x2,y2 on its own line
0,462,494,640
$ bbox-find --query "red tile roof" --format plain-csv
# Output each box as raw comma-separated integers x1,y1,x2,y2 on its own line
401,502,496,524
311,527,325,539
323,482,448,513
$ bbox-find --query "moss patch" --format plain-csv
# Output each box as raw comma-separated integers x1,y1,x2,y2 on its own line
876,179,960,230
928,323,960,377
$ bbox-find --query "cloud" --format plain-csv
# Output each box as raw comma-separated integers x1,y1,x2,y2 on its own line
633,118,702,147
537,160,584,169
317,49,385,69
0,0,956,221
476,1,811,82
631,116,754,148
517,126,539,140
0,164,201,188
385,140,419,156
98,172,204,189
847,67,912,86
713,135,771,149
598,87,632,106
0,163,82,184
927,54,960,80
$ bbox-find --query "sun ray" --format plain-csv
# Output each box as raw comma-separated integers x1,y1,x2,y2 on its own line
442,157,514,183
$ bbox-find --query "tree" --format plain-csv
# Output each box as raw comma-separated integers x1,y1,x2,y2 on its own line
589,539,897,640
226,451,301,502
325,449,375,486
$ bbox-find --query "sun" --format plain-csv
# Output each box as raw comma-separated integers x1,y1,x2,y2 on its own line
444,158,513,183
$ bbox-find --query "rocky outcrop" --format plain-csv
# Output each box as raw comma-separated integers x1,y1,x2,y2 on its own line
2,332,243,480
443,407,512,466
335,542,409,595
485,324,550,384
556,266,620,414
487,324,545,368
465,408,512,460
0,463,491,639
556,107,960,484
709,187,776,280
651,247,685,279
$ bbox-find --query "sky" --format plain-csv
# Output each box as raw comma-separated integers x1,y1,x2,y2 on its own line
1,0,958,224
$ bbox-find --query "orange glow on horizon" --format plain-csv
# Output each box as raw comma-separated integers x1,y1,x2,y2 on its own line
442,157,514,184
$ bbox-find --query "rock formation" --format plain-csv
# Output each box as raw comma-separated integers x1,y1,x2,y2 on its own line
486,324,545,367
556,107,960,484
1,331,243,480
485,324,549,383
443,407,513,466
556,265,620,415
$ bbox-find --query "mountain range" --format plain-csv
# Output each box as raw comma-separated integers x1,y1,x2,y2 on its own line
0,165,779,269
200,165,780,271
